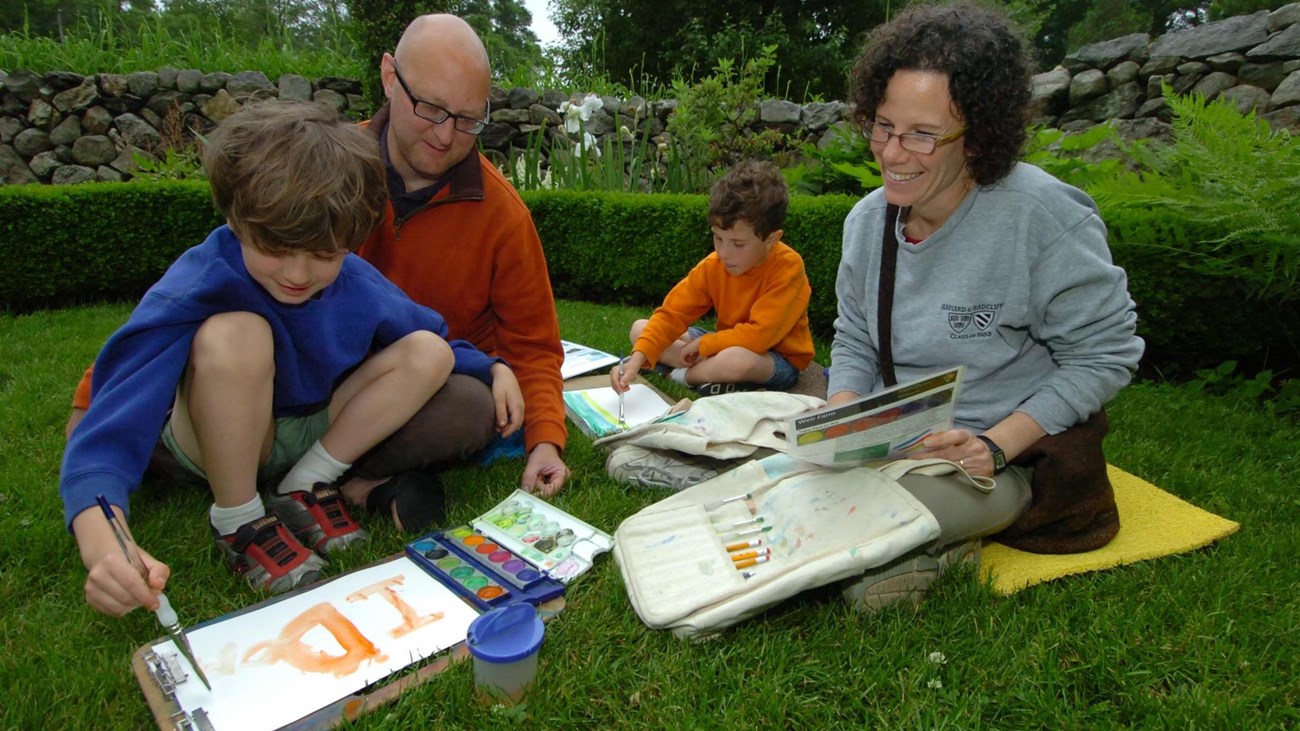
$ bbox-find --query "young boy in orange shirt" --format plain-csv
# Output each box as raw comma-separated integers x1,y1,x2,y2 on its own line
610,160,814,396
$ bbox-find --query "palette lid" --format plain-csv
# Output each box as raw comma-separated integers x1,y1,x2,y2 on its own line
473,489,615,584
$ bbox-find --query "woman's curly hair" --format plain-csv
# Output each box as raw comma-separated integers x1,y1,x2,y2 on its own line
847,1,1034,186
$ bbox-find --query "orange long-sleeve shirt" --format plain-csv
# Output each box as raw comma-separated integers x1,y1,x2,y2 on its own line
634,242,814,371
357,112,566,453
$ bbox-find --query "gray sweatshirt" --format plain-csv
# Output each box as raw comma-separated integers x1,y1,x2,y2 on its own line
829,162,1144,435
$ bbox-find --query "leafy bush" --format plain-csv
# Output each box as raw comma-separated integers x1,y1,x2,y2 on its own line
666,45,786,187
1091,88,1300,302
0,182,220,311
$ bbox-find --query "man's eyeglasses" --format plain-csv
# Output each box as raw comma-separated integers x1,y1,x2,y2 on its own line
864,121,965,155
391,60,490,136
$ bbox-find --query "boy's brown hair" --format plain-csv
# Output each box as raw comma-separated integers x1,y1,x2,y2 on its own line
202,100,387,253
707,159,788,239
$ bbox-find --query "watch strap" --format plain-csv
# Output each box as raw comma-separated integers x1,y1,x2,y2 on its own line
975,434,1007,474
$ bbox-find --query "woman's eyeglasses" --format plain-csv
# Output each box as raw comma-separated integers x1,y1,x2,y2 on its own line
864,121,965,154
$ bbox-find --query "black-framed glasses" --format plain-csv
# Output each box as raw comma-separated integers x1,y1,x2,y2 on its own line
864,121,965,154
391,60,490,135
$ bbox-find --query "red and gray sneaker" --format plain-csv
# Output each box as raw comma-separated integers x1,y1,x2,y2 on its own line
214,514,326,593
266,483,369,555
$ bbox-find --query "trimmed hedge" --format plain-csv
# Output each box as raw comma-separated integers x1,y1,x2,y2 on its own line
2,183,1296,375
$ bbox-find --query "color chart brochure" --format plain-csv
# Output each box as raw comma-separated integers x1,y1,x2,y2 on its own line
560,340,621,379
784,366,965,466
563,383,672,438
159,556,480,731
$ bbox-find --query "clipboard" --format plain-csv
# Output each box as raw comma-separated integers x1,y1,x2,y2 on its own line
561,374,679,439
132,554,564,731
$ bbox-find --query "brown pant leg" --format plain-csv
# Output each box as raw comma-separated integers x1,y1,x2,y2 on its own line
348,374,497,480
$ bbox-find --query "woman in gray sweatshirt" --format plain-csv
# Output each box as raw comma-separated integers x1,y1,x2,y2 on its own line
829,1,1144,613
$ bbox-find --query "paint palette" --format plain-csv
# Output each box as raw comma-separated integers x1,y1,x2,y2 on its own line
470,489,614,583
406,489,614,610
405,530,565,611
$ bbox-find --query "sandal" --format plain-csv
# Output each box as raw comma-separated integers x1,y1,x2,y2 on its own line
364,470,446,534
695,381,760,397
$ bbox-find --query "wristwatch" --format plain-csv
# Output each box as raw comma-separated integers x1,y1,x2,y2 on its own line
975,435,1007,474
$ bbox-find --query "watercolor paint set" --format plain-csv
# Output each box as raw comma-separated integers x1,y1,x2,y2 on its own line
406,489,614,611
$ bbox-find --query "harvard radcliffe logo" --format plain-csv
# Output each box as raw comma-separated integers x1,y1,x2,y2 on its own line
942,303,1003,339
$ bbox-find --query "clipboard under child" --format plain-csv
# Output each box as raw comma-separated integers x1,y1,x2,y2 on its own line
133,490,612,731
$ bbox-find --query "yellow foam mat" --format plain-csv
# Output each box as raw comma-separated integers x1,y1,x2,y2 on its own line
980,465,1239,595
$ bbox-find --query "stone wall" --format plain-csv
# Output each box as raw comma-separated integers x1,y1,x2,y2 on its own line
3,2,1300,187
1034,3,1300,133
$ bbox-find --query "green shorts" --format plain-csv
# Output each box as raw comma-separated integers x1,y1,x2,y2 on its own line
160,408,331,484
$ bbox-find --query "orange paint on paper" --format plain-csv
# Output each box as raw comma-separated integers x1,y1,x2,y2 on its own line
243,602,387,677
347,574,445,639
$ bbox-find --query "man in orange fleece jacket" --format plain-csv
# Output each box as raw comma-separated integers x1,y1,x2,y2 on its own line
68,14,570,515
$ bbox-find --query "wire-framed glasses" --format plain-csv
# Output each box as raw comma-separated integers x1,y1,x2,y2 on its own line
391,60,490,136
863,121,965,154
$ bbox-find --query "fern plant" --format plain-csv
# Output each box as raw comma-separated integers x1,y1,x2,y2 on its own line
1090,87,1300,300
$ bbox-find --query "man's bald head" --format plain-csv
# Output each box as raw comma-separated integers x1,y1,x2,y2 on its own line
394,14,490,86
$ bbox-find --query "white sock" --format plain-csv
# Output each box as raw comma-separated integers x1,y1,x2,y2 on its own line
669,367,690,385
210,495,266,536
275,440,351,496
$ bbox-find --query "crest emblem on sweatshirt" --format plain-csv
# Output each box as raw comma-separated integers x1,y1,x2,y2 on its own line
943,303,1002,339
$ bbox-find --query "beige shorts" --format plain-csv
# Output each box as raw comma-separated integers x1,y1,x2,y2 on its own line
160,408,331,483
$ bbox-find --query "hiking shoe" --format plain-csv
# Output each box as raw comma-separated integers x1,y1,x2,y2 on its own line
214,514,327,593
605,444,733,490
840,539,982,614
266,483,369,555
695,381,760,397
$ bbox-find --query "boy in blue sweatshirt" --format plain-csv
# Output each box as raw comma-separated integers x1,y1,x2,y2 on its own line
60,100,518,617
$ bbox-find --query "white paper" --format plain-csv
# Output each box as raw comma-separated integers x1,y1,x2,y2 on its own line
563,384,670,437
163,557,479,731
560,340,621,379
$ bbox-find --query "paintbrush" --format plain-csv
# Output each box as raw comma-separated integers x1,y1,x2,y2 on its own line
96,495,212,691
703,492,751,511
617,352,627,429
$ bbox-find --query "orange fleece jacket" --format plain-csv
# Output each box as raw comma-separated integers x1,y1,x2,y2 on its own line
634,242,814,371
357,111,566,453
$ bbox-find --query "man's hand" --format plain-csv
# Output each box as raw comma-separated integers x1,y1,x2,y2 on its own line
490,362,525,437
521,442,569,497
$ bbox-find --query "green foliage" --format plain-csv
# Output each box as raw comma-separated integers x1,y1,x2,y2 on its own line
0,181,221,311
550,0,883,100
1209,0,1294,20
666,45,786,185
1064,0,1149,54
782,124,881,197
1191,361,1300,419
0,11,364,78
1022,124,1126,191
1090,87,1300,302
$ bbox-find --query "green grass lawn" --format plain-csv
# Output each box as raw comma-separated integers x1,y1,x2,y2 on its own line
1,300,1296,729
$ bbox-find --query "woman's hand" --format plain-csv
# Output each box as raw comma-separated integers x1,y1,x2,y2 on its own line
910,428,996,477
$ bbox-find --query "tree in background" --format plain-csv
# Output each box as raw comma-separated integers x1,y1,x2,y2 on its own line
551,0,888,99
3,0,156,37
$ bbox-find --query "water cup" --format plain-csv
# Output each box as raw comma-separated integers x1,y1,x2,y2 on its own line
466,603,545,706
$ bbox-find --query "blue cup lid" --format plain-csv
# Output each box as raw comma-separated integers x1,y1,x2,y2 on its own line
466,603,544,664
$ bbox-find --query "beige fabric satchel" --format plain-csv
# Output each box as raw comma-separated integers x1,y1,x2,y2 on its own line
613,453,992,639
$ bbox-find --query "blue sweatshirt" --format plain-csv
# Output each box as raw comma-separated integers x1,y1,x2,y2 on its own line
60,225,499,529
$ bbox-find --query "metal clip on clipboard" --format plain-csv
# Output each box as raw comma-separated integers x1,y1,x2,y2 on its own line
137,647,214,731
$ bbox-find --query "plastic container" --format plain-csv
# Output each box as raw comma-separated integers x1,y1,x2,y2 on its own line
466,603,545,706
